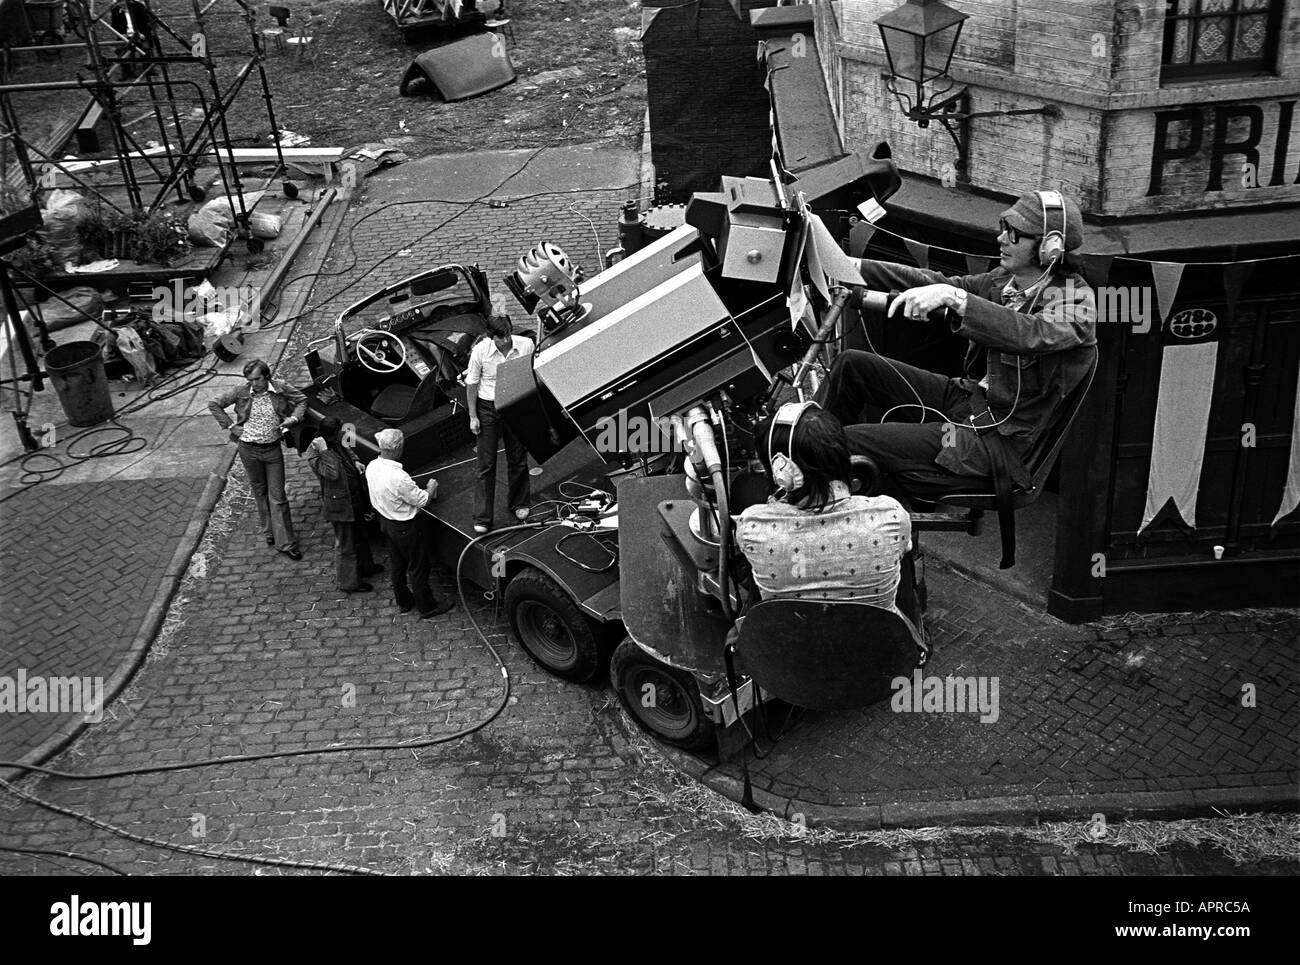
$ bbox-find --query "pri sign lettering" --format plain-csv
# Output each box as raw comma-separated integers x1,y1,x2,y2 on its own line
1148,101,1299,196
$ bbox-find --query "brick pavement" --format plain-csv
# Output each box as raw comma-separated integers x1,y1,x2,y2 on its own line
0,477,208,761
691,584,1299,825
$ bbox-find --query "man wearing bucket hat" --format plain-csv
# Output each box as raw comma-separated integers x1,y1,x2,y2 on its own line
817,188,1097,566
208,357,307,560
364,428,454,618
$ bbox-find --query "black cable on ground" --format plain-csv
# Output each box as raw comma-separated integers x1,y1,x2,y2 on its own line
256,149,639,331
0,778,385,876
0,517,545,873
0,843,127,876
256,143,558,329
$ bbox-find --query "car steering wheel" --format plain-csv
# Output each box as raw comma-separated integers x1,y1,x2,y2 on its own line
355,330,407,374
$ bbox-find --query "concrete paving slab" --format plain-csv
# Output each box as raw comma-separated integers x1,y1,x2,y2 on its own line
362,143,639,203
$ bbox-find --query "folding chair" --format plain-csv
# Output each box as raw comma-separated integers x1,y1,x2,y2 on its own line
934,345,1100,568
263,5,288,54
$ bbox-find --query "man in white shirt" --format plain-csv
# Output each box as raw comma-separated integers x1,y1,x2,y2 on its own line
364,428,453,618
465,314,534,534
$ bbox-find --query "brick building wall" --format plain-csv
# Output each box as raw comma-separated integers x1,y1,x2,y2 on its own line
642,0,779,200
821,0,1300,218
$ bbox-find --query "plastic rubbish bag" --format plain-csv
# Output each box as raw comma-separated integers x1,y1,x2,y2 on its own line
37,286,105,332
201,307,241,342
41,190,89,263
249,211,283,239
187,189,271,246
188,200,234,247
115,325,158,385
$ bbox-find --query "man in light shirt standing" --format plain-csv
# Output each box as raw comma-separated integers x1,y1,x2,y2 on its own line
466,314,534,534
364,428,453,618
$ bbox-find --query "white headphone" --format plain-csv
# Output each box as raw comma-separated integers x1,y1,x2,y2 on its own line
1037,190,1067,268
767,401,818,492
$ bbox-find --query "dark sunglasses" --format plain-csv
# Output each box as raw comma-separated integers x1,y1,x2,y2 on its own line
998,218,1039,244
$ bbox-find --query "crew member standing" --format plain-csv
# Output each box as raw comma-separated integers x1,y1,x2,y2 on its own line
364,428,453,618
465,314,533,534
208,357,306,560
308,416,383,593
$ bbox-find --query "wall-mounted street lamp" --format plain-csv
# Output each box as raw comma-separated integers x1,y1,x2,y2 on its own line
875,0,1062,182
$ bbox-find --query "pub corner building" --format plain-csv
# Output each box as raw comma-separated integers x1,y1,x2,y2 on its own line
641,0,1300,621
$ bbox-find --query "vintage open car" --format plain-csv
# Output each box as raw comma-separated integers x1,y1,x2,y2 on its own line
294,263,495,466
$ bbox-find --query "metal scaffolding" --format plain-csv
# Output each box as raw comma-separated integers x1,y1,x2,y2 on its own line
0,0,292,451
0,0,287,232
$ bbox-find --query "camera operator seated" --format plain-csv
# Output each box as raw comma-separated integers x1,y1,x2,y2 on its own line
818,190,1097,513
731,401,923,646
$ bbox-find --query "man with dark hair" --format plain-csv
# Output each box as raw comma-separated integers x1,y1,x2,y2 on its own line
821,189,1096,505
465,313,534,534
307,417,383,593
208,357,307,560
737,403,919,633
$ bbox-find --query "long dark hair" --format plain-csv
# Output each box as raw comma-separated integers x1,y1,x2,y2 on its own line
755,406,852,510
482,314,513,341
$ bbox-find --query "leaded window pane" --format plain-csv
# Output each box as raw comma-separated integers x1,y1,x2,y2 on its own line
1195,16,1229,61
1233,13,1266,57
1172,20,1191,62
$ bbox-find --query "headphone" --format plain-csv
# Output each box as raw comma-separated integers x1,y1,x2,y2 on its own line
1036,190,1067,269
767,401,818,492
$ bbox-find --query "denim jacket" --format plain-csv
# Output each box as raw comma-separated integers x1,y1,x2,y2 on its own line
208,380,307,431
854,260,1096,478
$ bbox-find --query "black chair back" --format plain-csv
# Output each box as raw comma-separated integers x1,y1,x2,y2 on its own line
736,599,920,711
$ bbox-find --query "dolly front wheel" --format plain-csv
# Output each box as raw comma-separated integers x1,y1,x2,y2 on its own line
504,567,602,682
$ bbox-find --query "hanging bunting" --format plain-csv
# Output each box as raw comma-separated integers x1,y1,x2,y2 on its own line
1149,261,1185,331
903,238,930,270
848,220,877,258
964,253,994,275
1138,298,1221,534
1082,252,1115,289
1272,370,1300,526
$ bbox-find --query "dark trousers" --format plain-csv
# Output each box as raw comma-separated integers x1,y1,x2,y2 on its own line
332,516,375,591
474,398,530,528
238,440,297,551
818,349,990,501
381,515,438,613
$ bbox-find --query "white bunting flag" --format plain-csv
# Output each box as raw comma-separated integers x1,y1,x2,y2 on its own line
1139,341,1218,533
1272,370,1300,526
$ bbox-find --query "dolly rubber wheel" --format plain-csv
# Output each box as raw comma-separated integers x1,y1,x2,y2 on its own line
504,567,601,682
611,637,715,751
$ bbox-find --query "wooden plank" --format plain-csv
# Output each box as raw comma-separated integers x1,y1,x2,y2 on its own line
53,146,345,174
